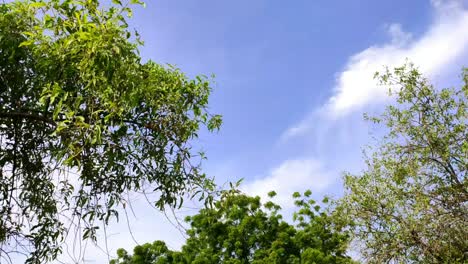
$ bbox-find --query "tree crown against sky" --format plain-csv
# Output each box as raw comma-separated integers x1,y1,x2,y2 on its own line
335,64,467,263
111,189,356,264
0,0,221,262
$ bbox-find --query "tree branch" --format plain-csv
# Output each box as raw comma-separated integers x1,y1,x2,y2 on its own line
0,111,56,126
0,111,160,132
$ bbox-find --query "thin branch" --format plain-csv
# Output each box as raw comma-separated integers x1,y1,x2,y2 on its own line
0,111,56,125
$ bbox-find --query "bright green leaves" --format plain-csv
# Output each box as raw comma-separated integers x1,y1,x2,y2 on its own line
0,0,221,263
111,190,355,264
336,64,468,263
18,38,35,47
130,0,145,5
207,114,222,131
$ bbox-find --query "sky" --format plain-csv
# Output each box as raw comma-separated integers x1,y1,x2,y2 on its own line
44,0,468,263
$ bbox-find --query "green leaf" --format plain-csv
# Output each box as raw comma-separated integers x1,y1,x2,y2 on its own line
19,39,34,47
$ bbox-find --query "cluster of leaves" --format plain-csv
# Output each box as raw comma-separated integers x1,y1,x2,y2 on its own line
0,0,221,262
335,64,467,263
111,189,355,264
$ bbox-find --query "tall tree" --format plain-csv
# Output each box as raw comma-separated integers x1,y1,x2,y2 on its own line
336,64,467,263
111,189,355,264
0,0,221,262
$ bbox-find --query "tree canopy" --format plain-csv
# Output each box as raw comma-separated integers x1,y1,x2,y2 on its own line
111,189,355,264
335,64,467,263
0,0,221,262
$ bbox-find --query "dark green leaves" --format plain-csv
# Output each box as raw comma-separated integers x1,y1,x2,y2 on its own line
111,190,355,264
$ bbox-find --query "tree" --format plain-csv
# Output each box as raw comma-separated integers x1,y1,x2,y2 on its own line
0,0,221,262
335,64,467,263
111,189,356,264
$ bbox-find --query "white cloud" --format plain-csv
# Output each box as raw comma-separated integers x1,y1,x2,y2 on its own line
284,0,468,138
242,158,333,210
329,0,468,117
386,23,412,46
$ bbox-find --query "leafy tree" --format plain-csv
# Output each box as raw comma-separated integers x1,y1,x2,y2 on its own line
0,0,221,262
336,64,467,263
111,189,355,264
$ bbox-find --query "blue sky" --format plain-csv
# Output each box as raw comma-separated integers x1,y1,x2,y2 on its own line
130,0,434,181
50,0,468,262
124,0,468,199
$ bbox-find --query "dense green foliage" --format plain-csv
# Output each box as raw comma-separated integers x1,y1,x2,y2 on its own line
0,0,221,262
336,64,467,263
111,189,355,264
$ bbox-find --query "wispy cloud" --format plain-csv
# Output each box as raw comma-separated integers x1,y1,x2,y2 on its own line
242,158,333,210
283,0,468,139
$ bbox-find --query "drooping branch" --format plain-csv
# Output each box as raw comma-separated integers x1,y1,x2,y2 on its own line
0,111,162,132
0,111,56,126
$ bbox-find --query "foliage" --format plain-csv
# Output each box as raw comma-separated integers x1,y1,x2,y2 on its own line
111,189,355,264
335,64,467,263
0,0,221,262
